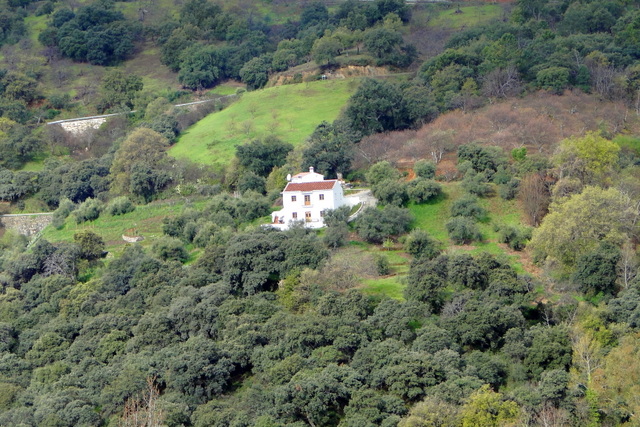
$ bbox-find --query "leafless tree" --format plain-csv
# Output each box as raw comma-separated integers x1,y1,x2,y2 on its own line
120,377,165,427
519,173,550,226
482,66,523,100
618,241,638,288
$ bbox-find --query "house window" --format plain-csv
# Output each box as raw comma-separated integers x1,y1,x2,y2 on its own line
304,195,311,205
319,194,325,201
291,195,297,202
320,210,325,217
292,212,298,219
305,211,312,222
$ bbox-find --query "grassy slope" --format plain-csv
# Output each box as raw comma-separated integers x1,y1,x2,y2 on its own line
361,181,528,299
427,4,504,28
169,79,359,166
42,199,208,255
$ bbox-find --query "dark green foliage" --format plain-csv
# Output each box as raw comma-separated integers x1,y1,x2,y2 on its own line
496,224,532,251
458,144,507,177
372,179,409,206
523,326,572,379
47,1,138,65
60,159,110,203
446,217,482,244
240,54,273,90
375,254,390,276
345,79,410,136
323,223,349,249
414,160,436,179
404,229,440,260
608,288,640,327
224,228,326,295
450,195,487,220
237,172,266,194
129,163,171,202
236,136,293,177
447,254,488,290
498,178,520,200
363,27,415,67
72,198,103,224
355,206,413,244
178,44,227,90
152,237,189,262
366,161,402,186
73,231,105,261
408,178,442,204
106,196,135,216
302,120,358,178
461,171,493,197
404,261,446,312
572,242,621,297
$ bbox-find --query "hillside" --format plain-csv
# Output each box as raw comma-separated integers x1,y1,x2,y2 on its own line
169,78,358,166
3,0,640,426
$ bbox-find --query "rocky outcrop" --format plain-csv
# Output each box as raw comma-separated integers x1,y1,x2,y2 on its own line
59,118,107,135
0,214,53,237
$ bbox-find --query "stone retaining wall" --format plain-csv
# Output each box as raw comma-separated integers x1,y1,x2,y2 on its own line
0,214,53,237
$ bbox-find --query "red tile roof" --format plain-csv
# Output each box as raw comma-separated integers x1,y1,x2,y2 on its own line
283,180,338,192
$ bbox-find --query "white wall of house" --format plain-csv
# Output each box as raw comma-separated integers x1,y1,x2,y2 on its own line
271,167,349,229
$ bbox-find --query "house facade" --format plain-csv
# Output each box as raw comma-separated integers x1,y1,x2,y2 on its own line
270,167,352,229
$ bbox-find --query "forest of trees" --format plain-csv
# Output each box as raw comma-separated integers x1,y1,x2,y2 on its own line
0,0,640,425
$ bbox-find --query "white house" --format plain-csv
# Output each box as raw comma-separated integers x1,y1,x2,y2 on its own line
270,167,354,229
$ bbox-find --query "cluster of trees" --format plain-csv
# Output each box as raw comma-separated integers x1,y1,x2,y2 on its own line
415,0,640,113
1,210,602,425
366,160,442,207
38,1,140,65
150,0,415,91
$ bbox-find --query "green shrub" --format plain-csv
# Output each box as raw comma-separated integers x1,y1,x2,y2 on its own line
498,178,520,201
450,195,487,220
73,198,103,224
495,224,531,251
152,237,189,262
51,198,76,229
408,178,441,204
106,196,135,216
414,160,436,179
372,179,409,206
446,217,482,244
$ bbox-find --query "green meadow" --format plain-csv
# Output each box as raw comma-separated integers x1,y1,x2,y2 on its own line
42,199,209,255
169,79,359,166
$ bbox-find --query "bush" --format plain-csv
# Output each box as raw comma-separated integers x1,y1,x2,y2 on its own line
450,195,487,220
51,198,76,229
414,160,436,179
106,196,135,216
374,254,391,275
366,161,401,185
404,229,440,259
372,179,409,206
461,171,493,197
408,178,441,204
498,178,520,200
446,217,482,244
323,223,349,249
73,198,103,224
496,224,531,251
355,206,413,244
152,237,189,262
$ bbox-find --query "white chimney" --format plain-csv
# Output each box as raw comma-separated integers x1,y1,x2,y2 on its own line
309,166,314,173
